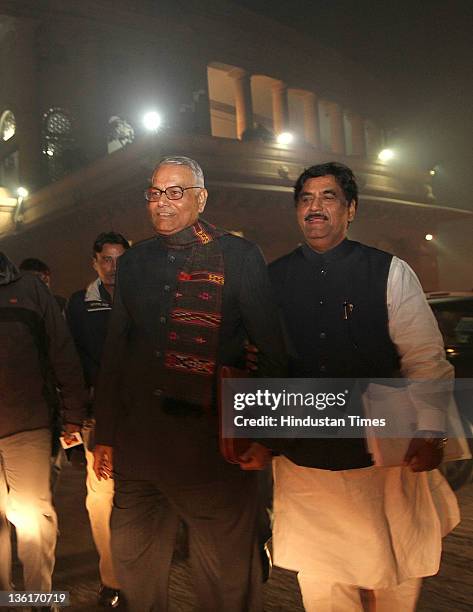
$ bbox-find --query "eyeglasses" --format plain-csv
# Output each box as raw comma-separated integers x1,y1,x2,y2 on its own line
144,186,202,201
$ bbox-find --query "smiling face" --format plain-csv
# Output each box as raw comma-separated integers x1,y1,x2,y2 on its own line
147,164,208,235
296,174,356,253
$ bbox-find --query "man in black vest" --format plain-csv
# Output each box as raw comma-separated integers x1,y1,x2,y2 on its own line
266,162,459,611
92,156,286,612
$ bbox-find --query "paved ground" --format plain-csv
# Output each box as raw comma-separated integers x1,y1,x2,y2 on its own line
11,462,473,611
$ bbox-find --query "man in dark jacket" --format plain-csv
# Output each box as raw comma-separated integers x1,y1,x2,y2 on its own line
0,252,86,593
93,156,286,612
66,231,129,607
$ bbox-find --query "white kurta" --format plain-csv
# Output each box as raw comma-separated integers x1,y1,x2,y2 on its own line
272,256,460,588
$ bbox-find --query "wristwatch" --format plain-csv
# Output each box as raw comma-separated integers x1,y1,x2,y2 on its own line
416,430,448,449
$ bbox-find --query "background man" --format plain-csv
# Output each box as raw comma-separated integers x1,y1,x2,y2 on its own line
0,252,85,596
265,162,460,611
19,257,66,313
66,231,129,608
93,156,286,611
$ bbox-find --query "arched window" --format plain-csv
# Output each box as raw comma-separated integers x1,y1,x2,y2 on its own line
0,110,16,141
42,108,77,180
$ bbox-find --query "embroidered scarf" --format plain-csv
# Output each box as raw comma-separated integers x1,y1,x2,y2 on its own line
162,219,226,410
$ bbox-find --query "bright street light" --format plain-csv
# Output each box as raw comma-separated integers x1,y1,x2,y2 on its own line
377,148,395,162
17,187,29,199
142,111,162,131
276,132,294,145
425,234,434,241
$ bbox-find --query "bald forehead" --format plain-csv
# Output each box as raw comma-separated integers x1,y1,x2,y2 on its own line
151,164,195,187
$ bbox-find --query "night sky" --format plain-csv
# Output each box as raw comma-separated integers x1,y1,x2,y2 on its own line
234,0,473,209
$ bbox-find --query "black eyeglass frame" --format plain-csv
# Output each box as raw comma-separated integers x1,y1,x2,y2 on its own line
144,185,203,201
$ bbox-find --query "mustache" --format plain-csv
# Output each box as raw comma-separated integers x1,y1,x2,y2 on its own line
304,211,328,221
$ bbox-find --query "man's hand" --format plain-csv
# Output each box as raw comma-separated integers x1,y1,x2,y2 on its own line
403,437,444,472
62,422,82,444
238,442,271,470
93,444,114,480
245,342,259,372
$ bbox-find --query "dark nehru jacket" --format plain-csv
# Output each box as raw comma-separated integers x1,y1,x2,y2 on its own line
94,230,286,485
269,239,400,470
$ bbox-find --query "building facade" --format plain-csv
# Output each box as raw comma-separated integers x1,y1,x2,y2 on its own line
0,0,471,293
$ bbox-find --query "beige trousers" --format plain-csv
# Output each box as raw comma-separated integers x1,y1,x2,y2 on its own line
0,429,57,591
297,573,422,612
83,426,119,589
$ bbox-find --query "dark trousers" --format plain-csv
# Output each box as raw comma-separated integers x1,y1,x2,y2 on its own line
111,474,263,612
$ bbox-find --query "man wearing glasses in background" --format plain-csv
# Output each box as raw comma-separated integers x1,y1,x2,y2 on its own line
93,156,285,611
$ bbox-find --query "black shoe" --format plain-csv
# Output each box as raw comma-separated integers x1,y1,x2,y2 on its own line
98,585,120,608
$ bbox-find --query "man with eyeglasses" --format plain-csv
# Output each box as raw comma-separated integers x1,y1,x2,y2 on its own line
93,156,286,611
251,162,460,611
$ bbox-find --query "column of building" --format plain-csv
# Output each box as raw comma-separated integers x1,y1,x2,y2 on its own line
271,80,289,135
345,111,366,156
228,68,254,139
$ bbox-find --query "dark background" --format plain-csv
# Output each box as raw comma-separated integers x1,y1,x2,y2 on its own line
235,0,473,209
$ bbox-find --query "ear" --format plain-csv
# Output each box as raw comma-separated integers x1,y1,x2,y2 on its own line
198,188,208,213
347,200,356,223
92,256,98,273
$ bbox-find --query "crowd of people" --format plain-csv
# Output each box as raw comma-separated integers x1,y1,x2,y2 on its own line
0,156,461,612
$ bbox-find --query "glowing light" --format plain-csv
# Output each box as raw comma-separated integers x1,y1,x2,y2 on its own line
377,148,395,162
425,233,434,241
276,132,294,145
2,126,15,141
143,111,162,131
17,187,29,198
429,169,436,176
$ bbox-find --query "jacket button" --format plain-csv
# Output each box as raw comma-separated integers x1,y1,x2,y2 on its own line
164,284,170,292
319,332,326,340
319,365,327,373
320,269,326,276
159,316,166,324
168,255,175,263
153,389,163,397
155,350,162,358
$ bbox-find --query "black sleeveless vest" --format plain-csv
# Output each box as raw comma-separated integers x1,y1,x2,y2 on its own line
268,239,400,470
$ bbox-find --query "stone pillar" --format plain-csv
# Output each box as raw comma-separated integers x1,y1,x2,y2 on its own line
327,101,345,155
346,112,366,156
12,18,43,191
302,91,319,147
228,68,253,139
271,80,289,134
365,120,382,157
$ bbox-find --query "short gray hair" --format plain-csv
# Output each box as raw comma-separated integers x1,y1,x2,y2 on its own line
156,156,205,186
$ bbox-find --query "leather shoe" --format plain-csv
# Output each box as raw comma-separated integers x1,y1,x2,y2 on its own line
98,585,120,608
